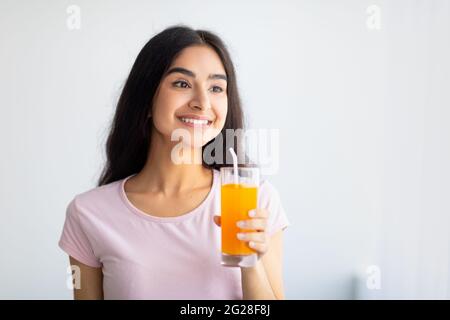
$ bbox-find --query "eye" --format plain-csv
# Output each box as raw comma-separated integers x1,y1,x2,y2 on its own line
172,80,191,89
210,85,224,93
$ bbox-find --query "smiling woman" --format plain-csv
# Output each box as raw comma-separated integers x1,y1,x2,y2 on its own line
58,25,290,300
98,26,244,183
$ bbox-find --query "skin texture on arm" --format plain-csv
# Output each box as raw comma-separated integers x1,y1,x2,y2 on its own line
69,256,104,300
260,230,286,299
241,230,285,300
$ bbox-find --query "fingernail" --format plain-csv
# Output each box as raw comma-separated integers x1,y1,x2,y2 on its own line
249,241,255,248
236,221,245,228
248,209,256,217
237,233,246,240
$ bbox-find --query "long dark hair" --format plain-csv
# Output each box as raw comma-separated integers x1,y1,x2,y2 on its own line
98,25,245,186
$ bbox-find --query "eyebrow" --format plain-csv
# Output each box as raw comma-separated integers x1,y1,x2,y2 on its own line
166,67,227,81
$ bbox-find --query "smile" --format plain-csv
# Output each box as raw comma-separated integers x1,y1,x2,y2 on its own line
177,117,213,127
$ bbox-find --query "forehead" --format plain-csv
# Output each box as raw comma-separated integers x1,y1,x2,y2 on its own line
168,45,226,76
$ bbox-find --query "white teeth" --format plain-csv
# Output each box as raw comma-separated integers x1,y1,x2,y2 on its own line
180,117,210,125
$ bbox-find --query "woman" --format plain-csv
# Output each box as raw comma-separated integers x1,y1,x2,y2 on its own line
59,25,290,300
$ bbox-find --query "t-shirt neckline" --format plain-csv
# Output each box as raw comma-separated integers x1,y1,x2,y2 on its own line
119,169,217,223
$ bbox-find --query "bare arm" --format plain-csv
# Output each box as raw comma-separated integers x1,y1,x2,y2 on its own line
241,230,286,300
69,256,104,300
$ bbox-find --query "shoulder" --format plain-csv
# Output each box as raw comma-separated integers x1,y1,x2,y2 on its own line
258,178,286,218
66,178,125,219
259,178,282,202
258,178,290,235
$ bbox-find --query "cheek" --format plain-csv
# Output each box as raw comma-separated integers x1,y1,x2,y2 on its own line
152,89,186,134
213,99,228,130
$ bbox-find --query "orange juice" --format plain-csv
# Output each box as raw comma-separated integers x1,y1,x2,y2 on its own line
221,183,258,255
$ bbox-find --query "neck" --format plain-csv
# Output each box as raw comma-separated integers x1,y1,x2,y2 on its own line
135,130,211,194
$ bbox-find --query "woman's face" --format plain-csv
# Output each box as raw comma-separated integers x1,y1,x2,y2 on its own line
150,45,228,148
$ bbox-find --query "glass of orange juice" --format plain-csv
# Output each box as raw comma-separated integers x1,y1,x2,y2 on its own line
220,166,259,267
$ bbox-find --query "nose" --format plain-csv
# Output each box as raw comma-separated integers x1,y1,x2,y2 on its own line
188,87,211,111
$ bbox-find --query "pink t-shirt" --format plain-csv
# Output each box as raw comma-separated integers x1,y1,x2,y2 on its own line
58,169,290,300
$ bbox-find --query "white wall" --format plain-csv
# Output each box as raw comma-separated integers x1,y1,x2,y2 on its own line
0,0,449,299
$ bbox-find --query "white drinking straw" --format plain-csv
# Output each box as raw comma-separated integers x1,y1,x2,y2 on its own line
228,148,239,185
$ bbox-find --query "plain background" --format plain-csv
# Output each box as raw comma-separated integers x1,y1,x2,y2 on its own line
1,0,449,299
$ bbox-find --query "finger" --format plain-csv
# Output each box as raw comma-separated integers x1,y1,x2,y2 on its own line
213,215,221,227
248,208,269,219
236,231,268,243
248,241,269,254
236,219,267,231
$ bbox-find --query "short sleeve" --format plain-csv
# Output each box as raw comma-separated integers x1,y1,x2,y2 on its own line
258,180,291,237
58,197,102,268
